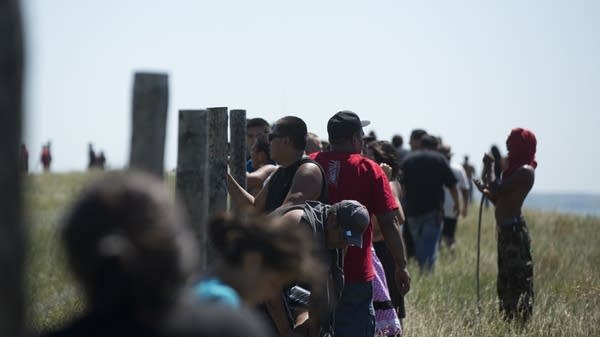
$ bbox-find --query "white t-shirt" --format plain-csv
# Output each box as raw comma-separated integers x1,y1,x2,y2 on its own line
443,162,468,219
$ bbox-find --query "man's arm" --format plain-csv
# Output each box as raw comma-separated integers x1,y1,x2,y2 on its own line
275,162,323,212
247,164,277,192
376,210,410,295
227,172,268,212
448,184,460,217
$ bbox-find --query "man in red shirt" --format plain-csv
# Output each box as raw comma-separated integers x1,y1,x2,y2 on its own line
311,111,410,337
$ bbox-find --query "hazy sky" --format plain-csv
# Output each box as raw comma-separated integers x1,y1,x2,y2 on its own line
21,0,600,193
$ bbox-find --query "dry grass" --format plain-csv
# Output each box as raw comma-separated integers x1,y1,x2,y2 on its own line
24,172,600,336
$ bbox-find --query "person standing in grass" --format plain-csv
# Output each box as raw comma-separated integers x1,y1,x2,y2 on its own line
474,127,537,322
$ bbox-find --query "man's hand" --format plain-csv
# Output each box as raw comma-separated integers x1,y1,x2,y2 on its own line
473,179,486,194
395,267,411,295
380,163,392,180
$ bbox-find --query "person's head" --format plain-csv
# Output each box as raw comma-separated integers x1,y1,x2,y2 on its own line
250,138,271,169
439,144,453,161
327,110,371,153
209,212,321,304
391,135,403,149
246,118,271,154
463,155,470,163
504,127,538,176
420,134,439,151
269,116,307,165
409,129,427,150
364,140,401,179
325,200,370,249
305,132,323,155
62,171,199,315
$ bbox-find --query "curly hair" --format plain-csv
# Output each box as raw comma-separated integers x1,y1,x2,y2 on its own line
366,140,401,180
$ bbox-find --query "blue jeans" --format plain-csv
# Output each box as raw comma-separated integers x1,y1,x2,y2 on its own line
407,209,443,271
334,282,375,337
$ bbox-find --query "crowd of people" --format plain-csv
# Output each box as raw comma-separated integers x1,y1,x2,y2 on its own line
42,111,538,337
18,141,108,173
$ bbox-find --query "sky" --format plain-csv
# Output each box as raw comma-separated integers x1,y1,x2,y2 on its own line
20,0,600,193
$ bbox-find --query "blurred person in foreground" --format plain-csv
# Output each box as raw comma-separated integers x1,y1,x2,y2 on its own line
474,128,537,322
42,171,269,337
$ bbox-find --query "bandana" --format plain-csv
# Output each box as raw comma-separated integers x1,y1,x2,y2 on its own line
503,128,537,178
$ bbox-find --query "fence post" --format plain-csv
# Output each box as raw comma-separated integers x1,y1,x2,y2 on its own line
176,110,209,270
207,107,229,216
0,0,25,335
229,109,247,195
129,72,169,177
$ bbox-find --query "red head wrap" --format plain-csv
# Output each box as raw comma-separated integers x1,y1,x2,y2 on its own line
504,128,537,178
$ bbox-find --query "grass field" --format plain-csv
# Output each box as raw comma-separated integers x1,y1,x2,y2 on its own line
24,172,600,336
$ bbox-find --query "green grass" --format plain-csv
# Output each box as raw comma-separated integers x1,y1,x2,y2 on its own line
24,172,600,336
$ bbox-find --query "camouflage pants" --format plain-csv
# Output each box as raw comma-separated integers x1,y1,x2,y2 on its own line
497,219,534,321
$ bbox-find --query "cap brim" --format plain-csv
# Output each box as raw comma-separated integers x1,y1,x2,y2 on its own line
361,120,371,127
345,233,363,248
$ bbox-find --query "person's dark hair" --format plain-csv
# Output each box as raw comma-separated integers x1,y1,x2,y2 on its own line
62,171,198,314
246,118,271,131
253,138,271,161
410,129,427,142
366,140,401,179
209,212,321,283
273,116,307,151
391,135,403,148
420,134,439,150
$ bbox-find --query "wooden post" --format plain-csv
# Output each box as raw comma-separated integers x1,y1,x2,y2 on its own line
229,109,247,194
207,107,228,215
176,110,209,270
0,0,25,335
129,72,169,177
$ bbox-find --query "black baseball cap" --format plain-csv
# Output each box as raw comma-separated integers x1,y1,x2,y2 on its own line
327,110,370,141
331,200,370,248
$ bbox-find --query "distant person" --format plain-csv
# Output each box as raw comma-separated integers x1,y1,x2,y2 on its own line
88,143,96,169
311,111,410,337
462,155,476,204
408,129,427,151
391,134,409,164
400,135,459,271
246,118,271,172
40,142,52,172
246,138,277,196
474,128,537,322
275,200,370,337
20,143,28,173
305,132,323,155
97,151,106,170
42,171,270,337
439,145,469,249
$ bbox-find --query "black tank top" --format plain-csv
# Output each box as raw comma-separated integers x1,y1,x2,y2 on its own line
264,157,328,212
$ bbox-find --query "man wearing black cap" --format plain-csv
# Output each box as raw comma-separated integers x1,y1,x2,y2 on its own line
310,111,410,337
277,200,369,337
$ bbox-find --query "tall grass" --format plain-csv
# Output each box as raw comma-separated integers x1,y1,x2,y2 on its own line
24,172,599,336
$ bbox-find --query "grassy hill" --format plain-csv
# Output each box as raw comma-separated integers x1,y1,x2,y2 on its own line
24,172,599,336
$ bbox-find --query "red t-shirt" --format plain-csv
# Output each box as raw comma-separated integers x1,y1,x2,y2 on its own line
310,151,398,283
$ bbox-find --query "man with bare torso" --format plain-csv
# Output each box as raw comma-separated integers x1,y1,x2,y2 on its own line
474,128,537,322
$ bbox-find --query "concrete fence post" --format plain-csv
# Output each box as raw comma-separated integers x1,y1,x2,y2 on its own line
0,0,25,335
129,72,169,177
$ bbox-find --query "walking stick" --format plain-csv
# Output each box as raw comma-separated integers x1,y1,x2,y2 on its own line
476,193,485,315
